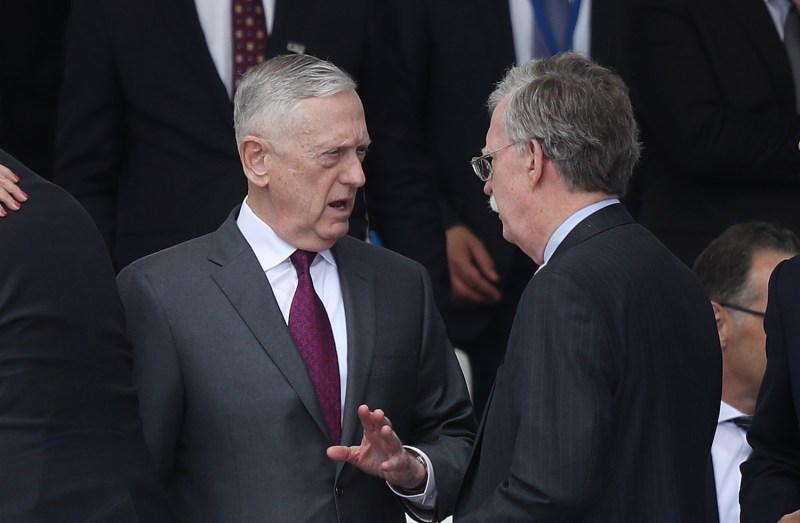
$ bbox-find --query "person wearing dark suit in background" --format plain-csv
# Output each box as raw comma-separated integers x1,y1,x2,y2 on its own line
740,253,800,523
53,0,450,308
626,0,800,266
397,0,628,417
453,54,722,521
116,55,475,523
693,222,800,523
0,150,173,522
0,0,71,179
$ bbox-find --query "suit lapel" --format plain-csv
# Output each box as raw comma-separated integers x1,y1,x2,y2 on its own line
722,0,795,93
590,0,625,67
551,203,635,261
208,209,331,441
154,0,233,123
706,454,721,523
271,0,318,57
476,0,517,67
332,238,377,449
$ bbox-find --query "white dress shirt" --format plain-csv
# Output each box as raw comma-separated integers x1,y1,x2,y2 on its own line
765,0,793,41
194,0,276,97
235,199,437,513
509,0,592,63
236,199,349,406
711,401,752,523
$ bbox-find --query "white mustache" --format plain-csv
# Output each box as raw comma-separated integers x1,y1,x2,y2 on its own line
488,195,498,213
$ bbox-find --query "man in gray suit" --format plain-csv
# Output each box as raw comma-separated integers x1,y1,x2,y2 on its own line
453,53,722,521
116,54,475,523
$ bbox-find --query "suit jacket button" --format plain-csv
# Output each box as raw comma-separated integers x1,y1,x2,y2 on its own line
335,486,344,498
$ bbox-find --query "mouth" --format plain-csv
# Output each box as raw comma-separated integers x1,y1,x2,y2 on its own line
328,198,351,213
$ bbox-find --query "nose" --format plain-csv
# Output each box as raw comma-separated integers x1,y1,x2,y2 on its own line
483,178,493,196
342,154,366,188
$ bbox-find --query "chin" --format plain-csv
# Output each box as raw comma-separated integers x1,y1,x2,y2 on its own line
500,222,518,244
322,221,350,242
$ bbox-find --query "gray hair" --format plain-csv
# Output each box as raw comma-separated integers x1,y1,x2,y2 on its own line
233,54,357,146
488,52,640,196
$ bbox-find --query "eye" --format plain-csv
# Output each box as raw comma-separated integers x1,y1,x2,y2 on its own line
357,146,369,161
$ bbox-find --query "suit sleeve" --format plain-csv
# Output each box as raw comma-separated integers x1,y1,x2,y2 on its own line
459,272,615,521
53,0,123,247
402,263,476,521
117,264,185,488
627,0,800,182
740,259,800,522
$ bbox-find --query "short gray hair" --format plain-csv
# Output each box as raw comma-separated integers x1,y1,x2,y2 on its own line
233,54,357,145
488,53,640,196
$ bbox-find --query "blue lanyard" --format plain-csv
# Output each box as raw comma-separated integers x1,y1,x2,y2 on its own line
529,0,583,55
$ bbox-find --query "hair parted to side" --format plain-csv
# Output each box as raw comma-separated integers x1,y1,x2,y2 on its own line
693,221,800,306
488,52,640,196
233,54,357,146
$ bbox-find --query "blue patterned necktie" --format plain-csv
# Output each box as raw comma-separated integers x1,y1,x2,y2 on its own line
533,0,571,57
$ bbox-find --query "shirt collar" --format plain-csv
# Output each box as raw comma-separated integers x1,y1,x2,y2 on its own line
235,198,336,272
539,198,619,269
718,401,748,424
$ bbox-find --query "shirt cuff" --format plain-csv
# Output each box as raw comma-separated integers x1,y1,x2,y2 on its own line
387,445,438,517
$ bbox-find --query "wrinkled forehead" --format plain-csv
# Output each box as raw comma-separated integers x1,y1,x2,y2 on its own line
284,91,370,148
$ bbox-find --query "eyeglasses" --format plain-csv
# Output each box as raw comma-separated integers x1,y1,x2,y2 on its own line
470,141,523,182
720,302,766,318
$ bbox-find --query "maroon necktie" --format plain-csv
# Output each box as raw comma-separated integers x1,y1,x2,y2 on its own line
232,0,268,91
288,250,342,445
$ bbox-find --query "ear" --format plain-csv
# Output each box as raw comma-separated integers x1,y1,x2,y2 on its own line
526,138,544,187
711,301,729,352
240,135,271,187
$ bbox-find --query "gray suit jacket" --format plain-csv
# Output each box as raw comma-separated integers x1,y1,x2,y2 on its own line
454,204,722,521
116,207,475,523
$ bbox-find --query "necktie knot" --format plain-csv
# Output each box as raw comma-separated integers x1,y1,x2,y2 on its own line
290,249,317,275
730,415,753,432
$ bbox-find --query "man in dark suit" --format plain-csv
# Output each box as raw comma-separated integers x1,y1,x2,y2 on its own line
0,0,71,179
453,54,722,521
53,0,449,307
693,222,800,523
740,254,800,523
398,0,628,416
116,55,475,522
626,0,800,266
0,149,173,521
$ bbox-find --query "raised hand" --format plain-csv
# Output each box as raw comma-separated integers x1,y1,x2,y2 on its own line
326,404,427,491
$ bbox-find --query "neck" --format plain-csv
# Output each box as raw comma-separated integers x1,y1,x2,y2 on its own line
531,190,615,261
721,381,757,416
